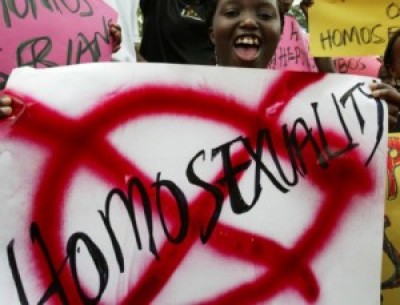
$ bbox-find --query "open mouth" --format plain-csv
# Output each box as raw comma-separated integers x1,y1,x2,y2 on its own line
234,35,261,62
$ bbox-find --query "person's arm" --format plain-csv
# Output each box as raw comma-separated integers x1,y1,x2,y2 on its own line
300,0,336,73
299,0,314,20
314,57,336,73
370,82,400,132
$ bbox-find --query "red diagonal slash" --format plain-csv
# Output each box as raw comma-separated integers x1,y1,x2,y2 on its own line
8,71,373,304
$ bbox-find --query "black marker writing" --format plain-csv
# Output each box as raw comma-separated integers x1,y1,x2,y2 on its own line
319,24,385,51
15,16,110,68
386,2,400,19
0,0,93,28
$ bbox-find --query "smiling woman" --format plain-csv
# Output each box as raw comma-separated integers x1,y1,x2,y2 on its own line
207,0,284,68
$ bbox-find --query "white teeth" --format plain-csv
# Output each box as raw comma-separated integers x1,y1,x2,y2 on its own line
235,36,260,46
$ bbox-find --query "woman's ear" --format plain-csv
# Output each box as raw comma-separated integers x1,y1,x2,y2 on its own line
209,27,215,45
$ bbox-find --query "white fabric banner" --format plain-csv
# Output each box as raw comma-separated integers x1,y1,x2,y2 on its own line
0,63,387,305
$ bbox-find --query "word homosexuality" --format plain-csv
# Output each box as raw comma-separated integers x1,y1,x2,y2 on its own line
7,82,384,304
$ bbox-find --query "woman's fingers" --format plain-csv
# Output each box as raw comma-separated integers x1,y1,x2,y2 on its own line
370,83,400,105
109,23,122,53
0,95,13,118
370,82,400,132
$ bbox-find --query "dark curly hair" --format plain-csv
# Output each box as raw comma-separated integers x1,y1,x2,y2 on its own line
384,29,400,71
205,0,285,33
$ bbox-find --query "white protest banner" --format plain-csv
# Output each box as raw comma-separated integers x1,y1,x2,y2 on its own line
0,0,117,91
0,63,387,304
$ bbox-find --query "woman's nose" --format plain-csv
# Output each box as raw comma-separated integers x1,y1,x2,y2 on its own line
239,14,258,29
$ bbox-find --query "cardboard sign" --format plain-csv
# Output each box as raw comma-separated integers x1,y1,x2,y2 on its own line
309,0,400,56
0,0,117,91
0,63,387,304
268,15,318,72
382,133,400,305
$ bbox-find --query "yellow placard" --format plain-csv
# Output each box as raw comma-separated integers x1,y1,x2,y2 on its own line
309,0,400,57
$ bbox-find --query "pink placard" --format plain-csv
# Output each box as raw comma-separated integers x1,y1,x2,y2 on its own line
268,15,318,72
0,0,117,90
334,56,381,77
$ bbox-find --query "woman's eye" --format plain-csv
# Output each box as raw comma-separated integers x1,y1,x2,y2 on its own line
223,9,239,17
257,11,273,19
